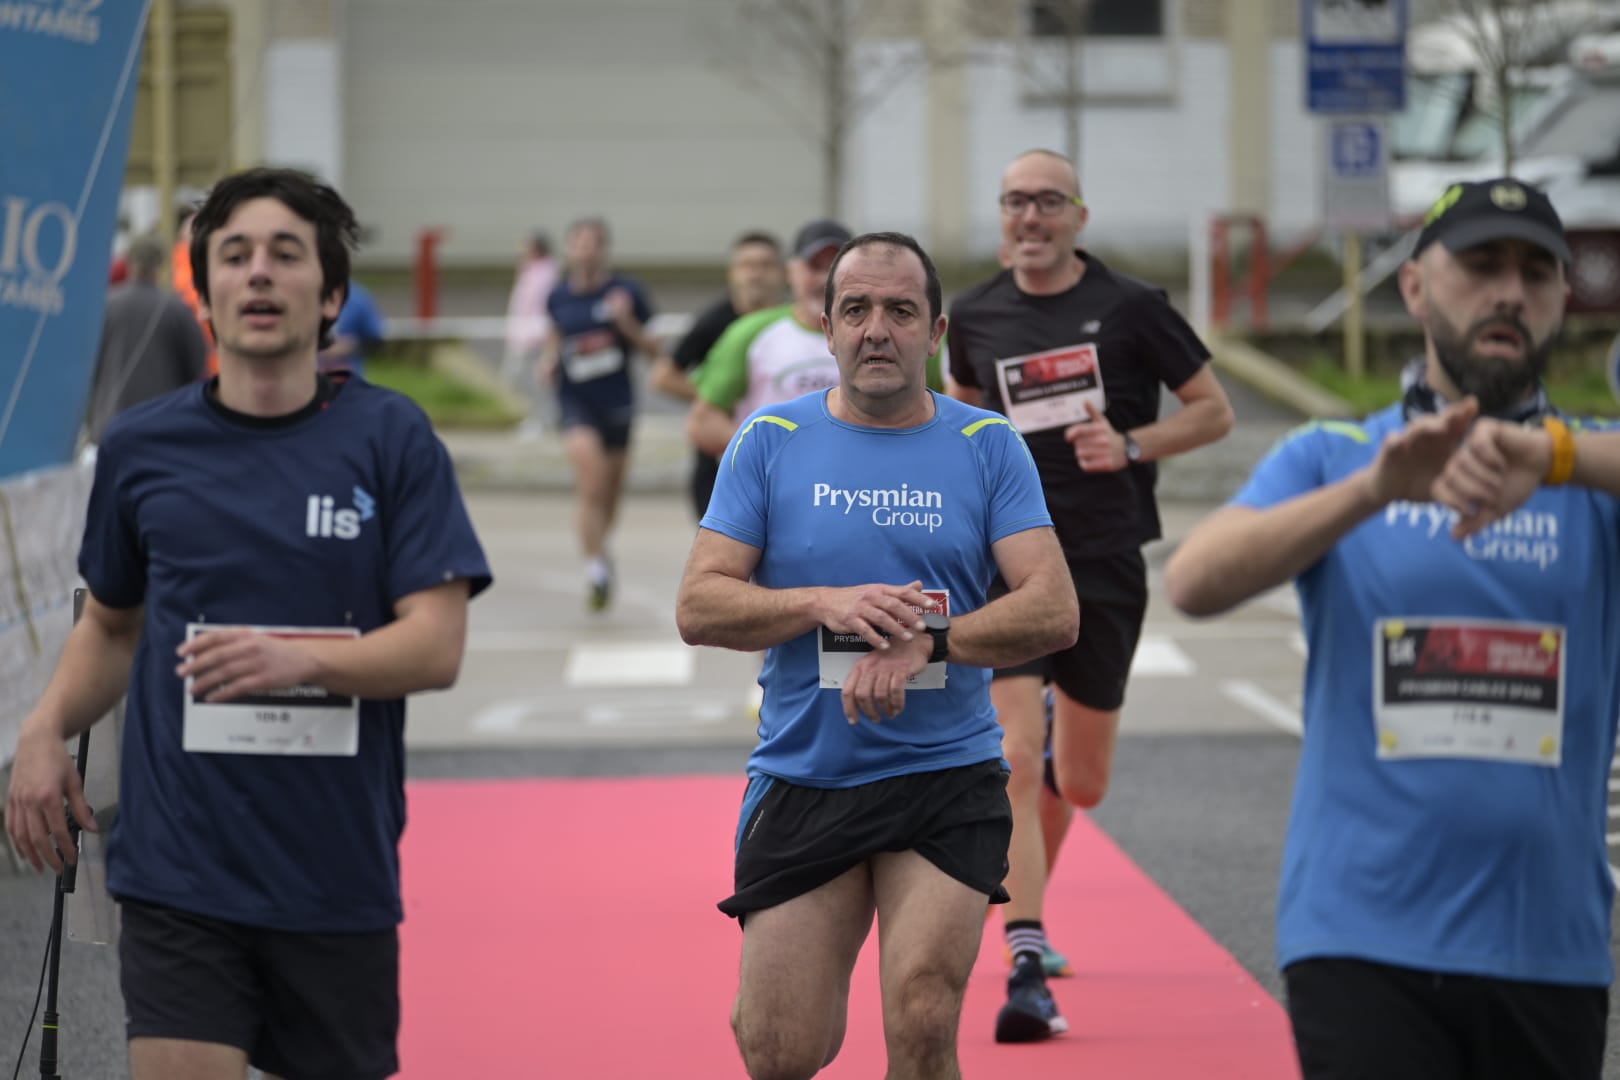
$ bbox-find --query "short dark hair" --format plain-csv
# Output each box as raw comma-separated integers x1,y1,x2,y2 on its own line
731,230,781,255
189,168,359,343
567,217,611,246
823,232,943,323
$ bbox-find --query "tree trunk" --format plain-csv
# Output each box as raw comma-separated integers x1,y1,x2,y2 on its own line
823,0,848,218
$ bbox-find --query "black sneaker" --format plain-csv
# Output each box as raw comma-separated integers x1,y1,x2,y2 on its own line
994,961,1068,1044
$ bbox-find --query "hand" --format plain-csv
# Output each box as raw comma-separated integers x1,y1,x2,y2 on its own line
1362,398,1480,508
841,635,932,724
818,580,935,651
1432,417,1552,540
176,629,320,704
1063,402,1126,472
5,724,95,873
605,288,639,333
538,355,559,387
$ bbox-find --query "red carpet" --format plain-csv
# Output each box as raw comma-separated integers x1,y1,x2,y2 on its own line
397,776,1299,1079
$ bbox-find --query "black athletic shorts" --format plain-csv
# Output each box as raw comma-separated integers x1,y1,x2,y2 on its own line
718,759,1013,920
690,450,719,520
119,897,400,1080
556,389,633,449
1285,957,1608,1080
989,550,1148,712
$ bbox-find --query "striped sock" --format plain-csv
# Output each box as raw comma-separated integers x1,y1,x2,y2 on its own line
1005,920,1046,973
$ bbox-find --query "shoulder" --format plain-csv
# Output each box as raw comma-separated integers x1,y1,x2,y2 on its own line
99,383,204,449
935,395,1026,448
723,304,793,346
1082,256,1171,309
948,271,1014,318
1269,407,1393,460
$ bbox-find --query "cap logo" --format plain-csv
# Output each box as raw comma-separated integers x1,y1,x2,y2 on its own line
1490,183,1528,211
1424,184,1465,225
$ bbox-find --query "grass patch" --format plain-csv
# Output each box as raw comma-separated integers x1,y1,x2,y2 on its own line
1303,359,1620,419
366,359,522,430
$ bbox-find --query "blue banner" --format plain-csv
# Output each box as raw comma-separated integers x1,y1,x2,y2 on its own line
0,0,151,478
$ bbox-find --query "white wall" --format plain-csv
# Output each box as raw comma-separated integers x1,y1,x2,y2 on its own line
265,40,343,189
342,0,825,264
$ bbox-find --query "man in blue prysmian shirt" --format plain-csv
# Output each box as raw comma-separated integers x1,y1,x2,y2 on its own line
4,167,490,1080
676,230,1078,1080
1166,178,1619,1080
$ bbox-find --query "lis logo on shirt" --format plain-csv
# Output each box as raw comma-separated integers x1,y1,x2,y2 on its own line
1080,320,1101,334
306,486,376,540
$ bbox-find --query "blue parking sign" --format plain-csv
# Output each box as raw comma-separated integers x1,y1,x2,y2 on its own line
1331,122,1384,177
1305,0,1408,114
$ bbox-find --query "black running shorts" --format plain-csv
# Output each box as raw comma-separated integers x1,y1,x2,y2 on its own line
119,897,400,1080
989,550,1148,712
718,759,1013,920
1285,957,1607,1080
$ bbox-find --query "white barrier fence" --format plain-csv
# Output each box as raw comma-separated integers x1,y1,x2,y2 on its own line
0,462,93,770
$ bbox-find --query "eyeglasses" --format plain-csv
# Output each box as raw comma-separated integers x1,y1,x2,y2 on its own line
998,190,1084,215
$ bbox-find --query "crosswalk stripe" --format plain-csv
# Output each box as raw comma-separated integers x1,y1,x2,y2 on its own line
565,643,694,687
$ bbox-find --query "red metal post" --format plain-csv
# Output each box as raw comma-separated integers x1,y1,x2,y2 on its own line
415,228,446,320
1211,217,1231,330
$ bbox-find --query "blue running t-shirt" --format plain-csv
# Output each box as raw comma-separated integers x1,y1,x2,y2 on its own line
701,389,1053,787
80,379,492,933
1236,404,1620,986
546,274,653,413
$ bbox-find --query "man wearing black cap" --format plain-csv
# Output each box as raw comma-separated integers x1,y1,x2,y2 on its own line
686,220,854,457
1166,178,1617,1078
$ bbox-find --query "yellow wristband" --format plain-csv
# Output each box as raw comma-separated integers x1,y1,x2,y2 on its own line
1543,416,1576,486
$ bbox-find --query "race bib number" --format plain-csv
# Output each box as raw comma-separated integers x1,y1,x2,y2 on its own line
1373,618,1565,767
182,624,361,756
994,344,1105,433
819,589,949,690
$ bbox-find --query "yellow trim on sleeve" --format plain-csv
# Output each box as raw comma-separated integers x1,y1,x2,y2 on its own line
730,415,798,469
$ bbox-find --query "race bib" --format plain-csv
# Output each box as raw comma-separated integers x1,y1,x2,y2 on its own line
1373,617,1565,767
819,589,949,690
562,347,624,383
182,624,361,756
994,344,1105,433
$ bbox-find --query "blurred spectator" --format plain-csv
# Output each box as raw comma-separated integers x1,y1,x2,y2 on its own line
504,231,558,435
172,206,218,375
84,234,209,444
651,230,785,519
318,280,386,379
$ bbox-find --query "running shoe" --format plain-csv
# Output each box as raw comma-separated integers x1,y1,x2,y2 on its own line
994,960,1068,1043
1002,941,1075,978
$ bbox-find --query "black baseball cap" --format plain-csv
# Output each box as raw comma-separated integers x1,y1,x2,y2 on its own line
1411,178,1571,264
792,219,852,261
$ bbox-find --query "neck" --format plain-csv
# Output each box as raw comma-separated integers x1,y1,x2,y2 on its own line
1012,251,1084,296
571,268,607,291
215,355,320,416
792,299,820,328
828,387,935,430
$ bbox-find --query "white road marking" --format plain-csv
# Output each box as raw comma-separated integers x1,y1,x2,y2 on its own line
565,643,693,687
1220,679,1304,737
1130,635,1195,677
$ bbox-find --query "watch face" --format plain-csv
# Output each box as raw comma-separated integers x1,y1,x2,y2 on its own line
922,612,950,631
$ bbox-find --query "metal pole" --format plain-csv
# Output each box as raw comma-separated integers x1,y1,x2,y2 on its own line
1344,232,1366,380
152,0,178,247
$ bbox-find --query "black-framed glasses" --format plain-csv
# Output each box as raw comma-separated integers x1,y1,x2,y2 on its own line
998,190,1084,215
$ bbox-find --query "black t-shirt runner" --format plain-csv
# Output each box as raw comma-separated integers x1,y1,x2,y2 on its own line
947,251,1209,561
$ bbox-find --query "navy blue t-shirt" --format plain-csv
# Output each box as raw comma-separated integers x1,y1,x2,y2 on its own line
546,274,653,409
81,376,491,932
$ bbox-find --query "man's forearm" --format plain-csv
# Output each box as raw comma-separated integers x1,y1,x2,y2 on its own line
304,614,466,698
677,574,825,652
946,568,1078,669
1133,397,1234,462
1166,471,1381,617
25,614,140,741
1571,431,1620,496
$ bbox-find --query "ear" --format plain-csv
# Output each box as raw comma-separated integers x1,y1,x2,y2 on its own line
821,310,834,349
1397,259,1424,320
930,314,948,354
323,283,348,324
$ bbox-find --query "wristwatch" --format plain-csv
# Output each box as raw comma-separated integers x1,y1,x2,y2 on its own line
1122,431,1142,464
921,612,950,664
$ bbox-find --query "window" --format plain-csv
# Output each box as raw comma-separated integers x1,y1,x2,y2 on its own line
1028,0,1164,39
